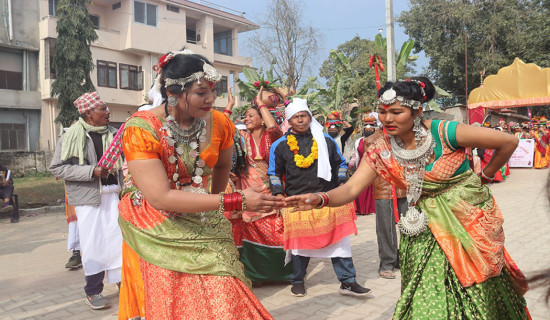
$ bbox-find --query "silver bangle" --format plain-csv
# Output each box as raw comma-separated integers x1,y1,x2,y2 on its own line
480,169,495,181
314,192,325,209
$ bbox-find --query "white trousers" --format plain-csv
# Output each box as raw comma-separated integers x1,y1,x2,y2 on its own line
75,184,123,283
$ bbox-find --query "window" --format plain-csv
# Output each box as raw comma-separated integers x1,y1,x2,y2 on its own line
112,2,121,10
45,39,56,79
49,0,58,16
214,31,233,56
98,60,117,88
0,123,26,151
217,76,228,97
186,29,197,43
0,71,22,90
90,15,100,30
120,64,143,90
134,1,157,27
167,5,179,13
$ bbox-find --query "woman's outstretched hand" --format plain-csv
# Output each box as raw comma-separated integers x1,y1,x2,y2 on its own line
243,185,286,213
284,193,321,212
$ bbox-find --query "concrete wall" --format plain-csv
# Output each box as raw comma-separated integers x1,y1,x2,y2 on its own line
0,0,40,49
0,150,54,177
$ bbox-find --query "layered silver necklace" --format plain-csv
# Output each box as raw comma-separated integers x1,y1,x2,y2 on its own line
390,126,434,236
162,115,209,221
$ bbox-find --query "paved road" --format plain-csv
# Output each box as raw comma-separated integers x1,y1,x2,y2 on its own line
1,168,549,319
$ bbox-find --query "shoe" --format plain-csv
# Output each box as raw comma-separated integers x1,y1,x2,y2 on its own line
65,251,82,269
290,283,307,297
85,293,110,310
379,270,396,279
339,282,372,296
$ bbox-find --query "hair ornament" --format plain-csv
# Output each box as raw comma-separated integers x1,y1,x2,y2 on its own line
378,87,422,110
405,79,427,101
153,49,195,72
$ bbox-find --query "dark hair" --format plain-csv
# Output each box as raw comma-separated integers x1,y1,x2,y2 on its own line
378,76,436,104
159,52,213,99
247,106,261,116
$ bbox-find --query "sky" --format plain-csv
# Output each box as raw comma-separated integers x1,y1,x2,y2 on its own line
203,0,428,83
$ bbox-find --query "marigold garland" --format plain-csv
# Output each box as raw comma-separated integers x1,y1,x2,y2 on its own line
287,134,318,168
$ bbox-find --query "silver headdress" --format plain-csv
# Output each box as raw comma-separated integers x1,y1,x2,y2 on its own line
154,49,222,92
164,63,221,89
378,88,422,110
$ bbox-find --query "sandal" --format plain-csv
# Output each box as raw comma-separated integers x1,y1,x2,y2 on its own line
379,270,396,279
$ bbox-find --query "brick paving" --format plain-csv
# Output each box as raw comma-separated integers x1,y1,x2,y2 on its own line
0,168,549,319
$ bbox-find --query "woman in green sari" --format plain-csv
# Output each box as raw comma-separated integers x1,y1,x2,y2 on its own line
286,77,531,319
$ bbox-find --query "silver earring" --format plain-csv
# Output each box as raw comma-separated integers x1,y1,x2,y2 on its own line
167,96,178,107
413,116,423,141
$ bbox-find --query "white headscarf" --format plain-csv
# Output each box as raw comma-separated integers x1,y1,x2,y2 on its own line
285,98,332,181
149,86,163,108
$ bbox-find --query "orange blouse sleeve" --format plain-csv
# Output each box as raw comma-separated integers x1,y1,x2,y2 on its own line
214,110,236,150
122,126,163,161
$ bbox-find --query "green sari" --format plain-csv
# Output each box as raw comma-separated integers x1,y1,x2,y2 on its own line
364,120,529,319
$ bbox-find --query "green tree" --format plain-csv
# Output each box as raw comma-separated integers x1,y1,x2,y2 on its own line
399,0,549,103
319,36,417,113
319,36,382,112
51,0,98,127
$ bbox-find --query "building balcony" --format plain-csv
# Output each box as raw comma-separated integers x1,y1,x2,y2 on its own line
213,53,252,69
0,89,41,110
39,16,57,40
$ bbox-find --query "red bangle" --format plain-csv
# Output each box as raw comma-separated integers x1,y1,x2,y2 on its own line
224,109,232,115
258,105,267,112
223,192,243,211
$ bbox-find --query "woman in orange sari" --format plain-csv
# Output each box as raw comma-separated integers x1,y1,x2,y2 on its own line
118,50,281,320
287,77,530,319
532,123,550,169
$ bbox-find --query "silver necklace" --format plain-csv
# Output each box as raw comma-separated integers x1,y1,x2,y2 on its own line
390,127,434,236
161,116,208,221
166,115,205,144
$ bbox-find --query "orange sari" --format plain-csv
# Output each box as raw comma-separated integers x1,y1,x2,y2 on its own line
118,110,272,320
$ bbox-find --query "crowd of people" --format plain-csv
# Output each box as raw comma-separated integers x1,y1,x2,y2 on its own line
47,49,534,319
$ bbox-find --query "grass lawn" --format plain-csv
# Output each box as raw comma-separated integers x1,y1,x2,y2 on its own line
13,174,66,208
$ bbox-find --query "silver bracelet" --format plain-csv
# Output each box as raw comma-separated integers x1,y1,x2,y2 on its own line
480,169,495,181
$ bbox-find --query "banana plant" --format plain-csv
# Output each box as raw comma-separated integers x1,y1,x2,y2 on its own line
323,50,354,115
291,76,330,119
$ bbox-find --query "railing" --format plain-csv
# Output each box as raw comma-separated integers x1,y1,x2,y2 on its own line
184,0,246,17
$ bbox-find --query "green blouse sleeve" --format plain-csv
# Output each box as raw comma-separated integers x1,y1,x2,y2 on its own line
445,121,460,151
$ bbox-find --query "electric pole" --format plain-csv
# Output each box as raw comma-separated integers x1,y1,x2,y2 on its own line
385,0,396,81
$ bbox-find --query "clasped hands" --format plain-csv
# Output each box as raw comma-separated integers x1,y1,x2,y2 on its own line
242,186,324,213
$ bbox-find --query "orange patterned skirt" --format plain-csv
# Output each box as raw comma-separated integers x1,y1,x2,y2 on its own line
139,259,273,320
118,240,145,320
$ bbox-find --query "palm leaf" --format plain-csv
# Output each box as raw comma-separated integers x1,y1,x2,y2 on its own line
242,67,259,83
434,85,452,97
397,39,415,69
374,33,386,52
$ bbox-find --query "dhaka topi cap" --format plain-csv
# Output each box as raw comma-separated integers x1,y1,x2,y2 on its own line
74,92,106,114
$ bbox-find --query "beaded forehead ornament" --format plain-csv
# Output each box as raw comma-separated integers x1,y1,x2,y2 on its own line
378,79,426,110
378,88,422,110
